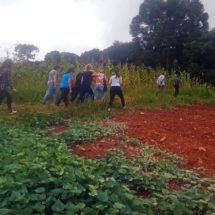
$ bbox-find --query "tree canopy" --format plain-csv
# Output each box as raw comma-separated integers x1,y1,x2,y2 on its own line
13,44,39,62
130,0,209,72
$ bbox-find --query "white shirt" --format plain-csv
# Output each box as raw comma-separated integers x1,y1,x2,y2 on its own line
157,75,165,86
110,75,122,86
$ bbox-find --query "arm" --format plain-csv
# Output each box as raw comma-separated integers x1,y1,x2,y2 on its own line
119,77,123,85
91,72,98,77
53,74,57,88
104,75,108,82
109,78,112,85
68,78,72,93
81,76,83,85
7,70,16,91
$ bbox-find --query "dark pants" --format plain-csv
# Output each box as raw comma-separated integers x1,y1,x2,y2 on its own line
174,85,179,97
77,85,94,104
108,86,125,108
156,85,164,95
0,90,12,111
71,86,81,103
56,88,70,106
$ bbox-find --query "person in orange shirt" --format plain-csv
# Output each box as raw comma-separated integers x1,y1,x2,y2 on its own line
94,69,108,102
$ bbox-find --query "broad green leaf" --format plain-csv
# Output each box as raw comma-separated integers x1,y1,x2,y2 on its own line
32,204,45,213
52,199,65,212
97,191,109,202
0,209,10,215
76,203,85,210
34,187,45,193
114,202,126,209
147,208,155,215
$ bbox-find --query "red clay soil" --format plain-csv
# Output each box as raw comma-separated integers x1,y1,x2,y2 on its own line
112,103,215,177
46,125,68,136
72,104,215,177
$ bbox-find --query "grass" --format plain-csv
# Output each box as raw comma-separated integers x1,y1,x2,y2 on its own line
1,62,215,214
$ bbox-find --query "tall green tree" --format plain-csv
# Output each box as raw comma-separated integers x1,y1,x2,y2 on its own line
130,0,209,72
13,44,39,62
183,29,215,84
44,51,61,63
80,49,103,63
61,52,79,64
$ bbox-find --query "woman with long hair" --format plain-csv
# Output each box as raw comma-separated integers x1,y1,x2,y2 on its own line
108,67,125,111
56,68,74,107
0,59,17,114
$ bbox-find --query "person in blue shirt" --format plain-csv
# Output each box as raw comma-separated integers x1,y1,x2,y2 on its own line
173,74,181,97
56,68,74,106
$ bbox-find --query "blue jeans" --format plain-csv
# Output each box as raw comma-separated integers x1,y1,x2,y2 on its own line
94,85,105,102
42,85,57,103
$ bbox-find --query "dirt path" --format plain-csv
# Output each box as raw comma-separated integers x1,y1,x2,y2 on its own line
72,104,215,177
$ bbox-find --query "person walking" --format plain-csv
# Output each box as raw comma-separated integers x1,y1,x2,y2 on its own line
173,74,180,97
70,71,84,103
76,64,97,104
42,65,60,104
156,71,165,95
0,59,17,114
108,67,125,112
94,69,108,102
56,68,74,107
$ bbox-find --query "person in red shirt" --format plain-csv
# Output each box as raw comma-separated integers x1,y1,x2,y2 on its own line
0,59,17,114
94,69,108,102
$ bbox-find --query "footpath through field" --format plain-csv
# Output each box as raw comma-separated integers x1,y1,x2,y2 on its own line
72,104,215,177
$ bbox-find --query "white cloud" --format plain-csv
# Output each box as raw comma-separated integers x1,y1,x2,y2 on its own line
0,0,214,60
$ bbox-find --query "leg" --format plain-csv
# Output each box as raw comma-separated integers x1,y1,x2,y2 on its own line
94,85,99,100
100,85,105,102
108,87,116,109
0,90,6,105
5,91,12,111
56,88,63,106
86,86,94,101
63,88,70,106
116,87,125,107
0,90,12,111
77,87,85,104
174,86,179,97
42,85,54,103
71,86,80,103
52,88,57,104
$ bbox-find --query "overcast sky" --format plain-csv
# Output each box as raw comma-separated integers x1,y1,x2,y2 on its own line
0,0,214,61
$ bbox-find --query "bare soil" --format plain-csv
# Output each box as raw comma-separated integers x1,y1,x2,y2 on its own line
72,104,215,177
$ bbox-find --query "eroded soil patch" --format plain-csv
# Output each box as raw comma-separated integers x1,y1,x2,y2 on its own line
71,104,215,177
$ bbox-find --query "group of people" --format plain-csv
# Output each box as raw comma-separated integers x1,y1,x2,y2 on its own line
41,63,125,112
0,58,180,114
156,71,181,97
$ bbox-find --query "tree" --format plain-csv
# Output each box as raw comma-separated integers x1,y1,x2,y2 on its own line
130,0,209,73
183,29,215,84
80,49,103,63
61,52,79,64
13,44,39,62
44,51,61,63
103,41,142,65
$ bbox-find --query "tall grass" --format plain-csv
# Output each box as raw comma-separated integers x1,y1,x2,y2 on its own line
0,61,214,119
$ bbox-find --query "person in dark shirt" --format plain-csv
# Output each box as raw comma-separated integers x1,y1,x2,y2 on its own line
70,71,84,103
0,59,17,114
76,64,97,104
173,74,180,97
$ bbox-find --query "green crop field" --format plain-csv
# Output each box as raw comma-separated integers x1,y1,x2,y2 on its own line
0,62,215,215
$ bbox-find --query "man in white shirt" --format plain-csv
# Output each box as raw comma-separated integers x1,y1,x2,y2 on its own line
156,72,165,95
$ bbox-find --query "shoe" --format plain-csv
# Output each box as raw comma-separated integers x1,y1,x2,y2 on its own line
123,106,126,109
108,108,111,112
41,102,45,105
9,110,17,114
